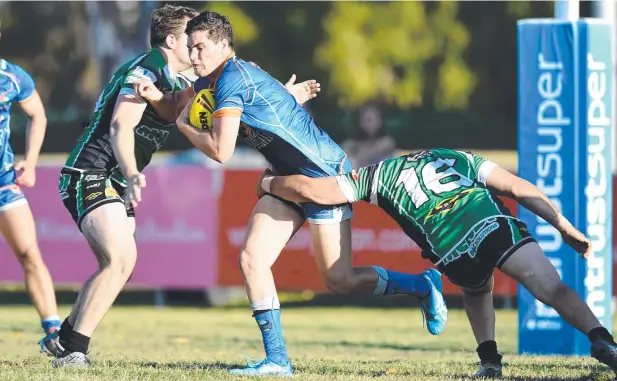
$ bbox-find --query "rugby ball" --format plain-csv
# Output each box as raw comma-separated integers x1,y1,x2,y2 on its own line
189,89,216,130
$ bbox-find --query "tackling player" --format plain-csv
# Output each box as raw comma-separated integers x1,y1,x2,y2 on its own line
136,11,447,376
0,32,60,345
256,148,617,379
43,5,323,368
41,4,200,368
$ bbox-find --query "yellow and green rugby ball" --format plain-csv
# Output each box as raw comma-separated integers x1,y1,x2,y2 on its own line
188,89,216,130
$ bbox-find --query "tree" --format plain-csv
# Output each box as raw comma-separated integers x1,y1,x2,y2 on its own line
315,2,476,110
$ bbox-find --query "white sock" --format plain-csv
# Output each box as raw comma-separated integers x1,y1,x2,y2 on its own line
42,315,60,322
250,297,281,311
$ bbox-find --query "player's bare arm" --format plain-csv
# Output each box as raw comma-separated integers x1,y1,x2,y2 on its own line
15,90,47,187
486,165,591,258
133,81,195,123
175,101,240,163
135,74,320,122
109,95,148,207
259,171,348,205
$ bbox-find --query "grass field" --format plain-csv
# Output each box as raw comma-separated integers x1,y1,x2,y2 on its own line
0,305,614,381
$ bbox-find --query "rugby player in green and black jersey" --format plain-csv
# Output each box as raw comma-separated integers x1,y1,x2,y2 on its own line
257,148,617,379
43,5,320,368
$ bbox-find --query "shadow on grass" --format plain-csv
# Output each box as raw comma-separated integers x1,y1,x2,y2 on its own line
502,371,611,381
138,360,237,371
292,338,455,352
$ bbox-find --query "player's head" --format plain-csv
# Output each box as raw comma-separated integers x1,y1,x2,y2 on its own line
150,4,199,70
185,11,235,78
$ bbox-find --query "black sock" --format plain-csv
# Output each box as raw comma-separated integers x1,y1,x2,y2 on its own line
477,340,502,364
63,331,90,355
58,318,73,344
588,327,614,343
252,309,271,317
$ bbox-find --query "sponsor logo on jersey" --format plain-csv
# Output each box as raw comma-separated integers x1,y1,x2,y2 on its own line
444,217,500,266
426,189,473,218
84,191,102,201
239,123,273,150
135,124,170,150
124,66,156,84
84,174,105,182
351,170,359,181
105,187,119,199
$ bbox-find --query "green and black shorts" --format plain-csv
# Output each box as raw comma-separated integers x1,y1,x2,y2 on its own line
437,217,536,289
59,167,134,229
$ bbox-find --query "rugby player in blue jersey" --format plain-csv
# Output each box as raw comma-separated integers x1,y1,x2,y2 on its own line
137,11,447,376
40,5,316,368
0,24,61,346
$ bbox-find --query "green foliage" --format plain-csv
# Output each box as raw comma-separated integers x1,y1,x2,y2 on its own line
315,2,476,110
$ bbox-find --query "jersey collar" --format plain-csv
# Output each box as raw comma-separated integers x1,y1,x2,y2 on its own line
151,48,178,82
210,51,236,89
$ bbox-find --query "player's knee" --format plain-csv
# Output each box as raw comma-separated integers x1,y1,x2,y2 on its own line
536,279,568,305
462,284,491,296
103,252,137,277
238,248,259,276
15,245,43,269
464,277,494,295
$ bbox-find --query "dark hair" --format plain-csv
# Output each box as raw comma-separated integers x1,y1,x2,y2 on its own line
150,4,199,47
185,11,235,49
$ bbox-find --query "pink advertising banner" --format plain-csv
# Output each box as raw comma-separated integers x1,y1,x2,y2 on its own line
0,166,218,289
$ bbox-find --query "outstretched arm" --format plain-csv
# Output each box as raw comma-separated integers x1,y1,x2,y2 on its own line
135,74,320,122
486,165,591,257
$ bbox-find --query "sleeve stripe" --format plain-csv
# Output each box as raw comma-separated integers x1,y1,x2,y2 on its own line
477,160,497,185
17,93,34,103
124,67,157,84
213,107,243,118
336,176,358,203
369,161,383,205
118,88,146,104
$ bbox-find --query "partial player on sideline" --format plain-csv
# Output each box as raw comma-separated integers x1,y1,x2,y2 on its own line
0,23,60,345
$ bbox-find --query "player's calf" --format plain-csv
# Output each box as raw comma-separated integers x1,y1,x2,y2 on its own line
230,196,303,375
320,267,369,295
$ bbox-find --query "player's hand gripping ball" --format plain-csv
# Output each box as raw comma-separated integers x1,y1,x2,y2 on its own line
189,89,216,131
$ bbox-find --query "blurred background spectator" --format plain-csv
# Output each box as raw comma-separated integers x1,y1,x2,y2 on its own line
341,104,396,167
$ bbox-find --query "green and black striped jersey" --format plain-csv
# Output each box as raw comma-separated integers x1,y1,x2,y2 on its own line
64,48,191,182
336,149,517,265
